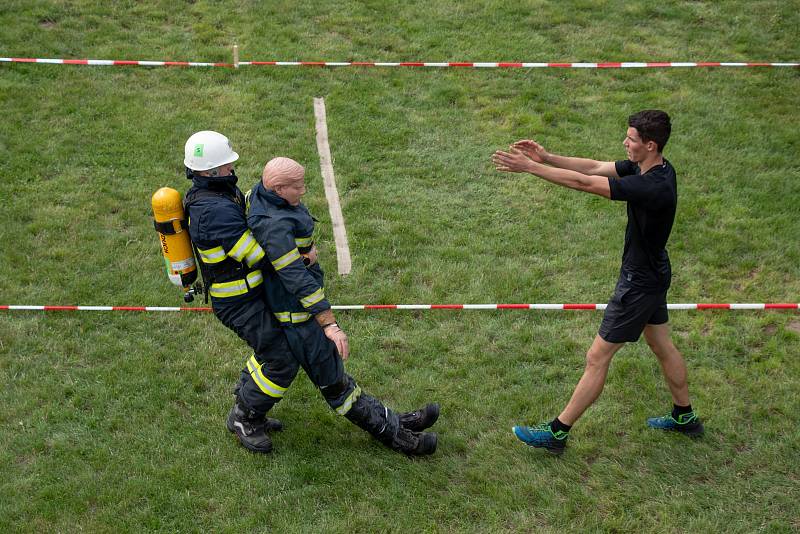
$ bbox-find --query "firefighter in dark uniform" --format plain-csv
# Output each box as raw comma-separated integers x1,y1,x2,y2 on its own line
246,156,440,456
182,130,290,454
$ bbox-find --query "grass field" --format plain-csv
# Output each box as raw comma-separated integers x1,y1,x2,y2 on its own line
1,1,799,532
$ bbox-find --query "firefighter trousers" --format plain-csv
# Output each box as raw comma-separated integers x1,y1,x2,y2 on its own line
219,299,400,444
213,294,297,417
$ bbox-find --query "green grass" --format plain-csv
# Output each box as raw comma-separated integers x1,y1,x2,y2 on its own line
1,1,799,532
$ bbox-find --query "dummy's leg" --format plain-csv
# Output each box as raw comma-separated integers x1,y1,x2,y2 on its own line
293,323,437,456
320,373,437,456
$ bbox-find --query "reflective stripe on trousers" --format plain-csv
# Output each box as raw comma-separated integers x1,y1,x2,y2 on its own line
336,385,362,415
246,354,288,398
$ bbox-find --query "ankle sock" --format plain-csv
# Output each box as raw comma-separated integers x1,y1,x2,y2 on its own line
550,417,572,435
671,404,693,420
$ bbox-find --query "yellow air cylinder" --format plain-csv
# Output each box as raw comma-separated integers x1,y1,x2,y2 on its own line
151,187,197,293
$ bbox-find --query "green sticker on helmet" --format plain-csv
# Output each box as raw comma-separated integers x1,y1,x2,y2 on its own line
194,144,204,157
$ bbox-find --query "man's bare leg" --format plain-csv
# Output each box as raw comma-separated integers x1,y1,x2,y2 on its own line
514,336,624,453
643,323,703,436
558,335,625,425
643,323,690,406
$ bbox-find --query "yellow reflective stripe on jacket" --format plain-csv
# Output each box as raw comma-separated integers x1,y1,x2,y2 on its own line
295,236,313,248
246,355,287,398
228,230,255,261
271,247,301,271
197,245,226,264
244,243,265,267
273,311,312,324
228,230,265,268
209,270,263,298
336,385,362,415
300,287,325,309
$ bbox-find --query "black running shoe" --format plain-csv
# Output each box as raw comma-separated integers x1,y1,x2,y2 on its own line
512,423,569,455
647,411,704,437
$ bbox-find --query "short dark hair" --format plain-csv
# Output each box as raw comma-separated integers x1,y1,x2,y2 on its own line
628,110,671,153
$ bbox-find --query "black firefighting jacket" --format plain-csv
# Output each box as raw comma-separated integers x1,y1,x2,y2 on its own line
184,172,265,306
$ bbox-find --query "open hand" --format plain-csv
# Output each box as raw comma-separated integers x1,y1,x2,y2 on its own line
492,147,536,173
512,139,549,163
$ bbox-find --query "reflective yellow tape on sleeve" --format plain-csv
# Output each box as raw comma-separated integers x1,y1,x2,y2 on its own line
273,311,312,323
335,385,362,415
300,287,325,309
197,245,226,264
295,236,313,248
273,311,291,323
244,242,265,267
228,230,256,262
246,270,263,288
246,355,288,398
291,312,311,323
271,248,301,271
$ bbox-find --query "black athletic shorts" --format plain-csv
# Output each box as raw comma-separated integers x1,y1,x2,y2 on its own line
598,276,669,343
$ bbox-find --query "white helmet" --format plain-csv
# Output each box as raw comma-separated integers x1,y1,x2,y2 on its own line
183,130,239,171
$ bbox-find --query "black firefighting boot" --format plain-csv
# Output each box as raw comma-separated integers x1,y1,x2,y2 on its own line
392,426,438,456
226,401,282,454
344,392,438,456
399,403,440,432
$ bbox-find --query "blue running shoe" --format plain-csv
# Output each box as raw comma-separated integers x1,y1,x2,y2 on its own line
513,423,568,455
647,411,704,437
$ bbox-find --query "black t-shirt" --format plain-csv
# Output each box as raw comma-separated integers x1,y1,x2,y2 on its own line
608,159,677,292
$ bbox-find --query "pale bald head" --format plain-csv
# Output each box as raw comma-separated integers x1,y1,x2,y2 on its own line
262,157,305,189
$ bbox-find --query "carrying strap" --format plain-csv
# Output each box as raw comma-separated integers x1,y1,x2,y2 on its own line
153,218,188,235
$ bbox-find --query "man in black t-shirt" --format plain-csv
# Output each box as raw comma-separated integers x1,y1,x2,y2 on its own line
492,110,703,455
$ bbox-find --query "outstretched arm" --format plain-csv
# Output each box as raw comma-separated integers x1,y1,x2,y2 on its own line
512,140,618,178
493,147,611,198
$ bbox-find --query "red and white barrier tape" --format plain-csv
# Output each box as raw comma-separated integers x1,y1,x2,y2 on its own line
1,303,797,313
0,58,233,67
1,57,798,69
